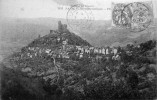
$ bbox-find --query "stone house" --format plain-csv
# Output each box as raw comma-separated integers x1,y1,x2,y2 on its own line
79,52,84,58
98,48,102,54
84,46,90,54
62,39,68,45
94,47,99,53
106,47,112,55
113,47,118,55
101,47,106,55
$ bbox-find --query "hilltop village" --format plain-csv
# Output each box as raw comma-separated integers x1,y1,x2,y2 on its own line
1,20,156,100
20,21,138,63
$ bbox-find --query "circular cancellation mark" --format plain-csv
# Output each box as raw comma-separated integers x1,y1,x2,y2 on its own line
112,2,153,32
66,4,94,31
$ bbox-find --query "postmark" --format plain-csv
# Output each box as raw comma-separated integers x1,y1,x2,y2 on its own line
66,4,94,31
123,2,153,32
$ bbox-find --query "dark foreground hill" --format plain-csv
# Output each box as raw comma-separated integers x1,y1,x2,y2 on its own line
0,26,157,100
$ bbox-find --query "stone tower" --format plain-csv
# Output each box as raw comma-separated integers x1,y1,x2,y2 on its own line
58,21,63,33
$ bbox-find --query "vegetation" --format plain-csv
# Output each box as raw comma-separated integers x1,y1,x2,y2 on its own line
1,40,157,100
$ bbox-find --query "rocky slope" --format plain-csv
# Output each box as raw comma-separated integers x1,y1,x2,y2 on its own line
1,27,157,100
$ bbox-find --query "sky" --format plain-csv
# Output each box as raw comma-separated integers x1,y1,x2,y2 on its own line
0,0,157,20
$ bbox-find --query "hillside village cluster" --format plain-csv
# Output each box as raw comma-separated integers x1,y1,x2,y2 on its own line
21,41,122,63
21,21,136,62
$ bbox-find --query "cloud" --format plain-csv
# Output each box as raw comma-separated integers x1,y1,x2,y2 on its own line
52,0,81,6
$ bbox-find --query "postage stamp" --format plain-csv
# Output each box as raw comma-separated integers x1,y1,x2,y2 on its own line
112,2,153,32
112,3,130,27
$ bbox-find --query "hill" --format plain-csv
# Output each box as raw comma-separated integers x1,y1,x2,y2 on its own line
0,18,157,61
1,36,156,100
1,20,93,76
27,31,91,48
0,20,156,100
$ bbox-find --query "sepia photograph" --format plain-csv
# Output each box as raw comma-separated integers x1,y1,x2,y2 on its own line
0,0,157,100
